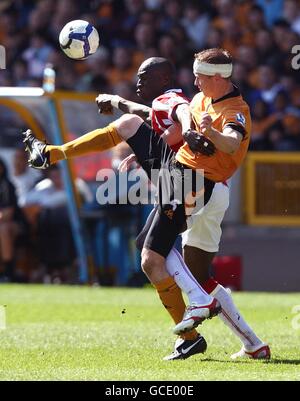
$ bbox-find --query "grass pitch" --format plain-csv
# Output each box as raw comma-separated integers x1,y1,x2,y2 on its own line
0,284,299,381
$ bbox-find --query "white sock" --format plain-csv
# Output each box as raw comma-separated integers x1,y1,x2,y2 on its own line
165,248,212,306
211,284,264,350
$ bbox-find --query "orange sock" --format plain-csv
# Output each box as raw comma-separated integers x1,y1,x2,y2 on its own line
45,123,122,164
155,276,199,341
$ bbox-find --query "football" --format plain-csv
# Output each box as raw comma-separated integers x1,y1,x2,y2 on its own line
59,20,99,60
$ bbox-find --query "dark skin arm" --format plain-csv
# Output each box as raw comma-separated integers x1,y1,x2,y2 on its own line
96,94,151,122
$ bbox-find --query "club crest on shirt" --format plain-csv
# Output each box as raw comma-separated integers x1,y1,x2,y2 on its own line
236,113,246,126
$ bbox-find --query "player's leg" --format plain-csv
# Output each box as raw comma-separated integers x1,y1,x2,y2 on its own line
141,212,212,360
181,183,270,359
136,206,207,359
140,208,194,329
138,212,214,309
141,141,222,358
141,175,220,330
183,249,270,359
23,114,144,168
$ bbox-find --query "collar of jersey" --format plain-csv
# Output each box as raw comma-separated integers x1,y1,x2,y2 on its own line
164,89,183,94
211,85,240,104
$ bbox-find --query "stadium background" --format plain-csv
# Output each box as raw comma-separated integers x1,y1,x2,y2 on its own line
0,0,299,290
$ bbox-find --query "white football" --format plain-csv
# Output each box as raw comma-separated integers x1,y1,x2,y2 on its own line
59,20,99,60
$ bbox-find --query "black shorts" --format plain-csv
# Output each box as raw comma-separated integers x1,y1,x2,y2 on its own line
126,122,174,182
127,123,215,258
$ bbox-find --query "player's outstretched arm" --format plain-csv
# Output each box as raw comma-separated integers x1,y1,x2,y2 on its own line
96,94,151,121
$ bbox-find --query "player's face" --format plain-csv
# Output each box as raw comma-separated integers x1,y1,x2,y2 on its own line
194,73,215,97
136,67,162,102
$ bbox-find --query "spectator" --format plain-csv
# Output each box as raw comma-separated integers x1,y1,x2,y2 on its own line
219,16,242,56
255,29,278,65
109,46,136,86
0,158,26,282
181,0,210,50
272,19,291,49
231,62,253,103
248,5,266,32
250,98,281,150
177,65,196,98
256,0,283,27
22,34,53,79
24,165,92,283
235,44,259,71
283,0,300,35
145,0,163,10
11,148,42,207
133,22,158,67
121,0,146,41
160,0,182,33
204,27,223,49
158,34,179,66
76,47,111,92
112,81,138,101
256,65,284,106
12,60,29,87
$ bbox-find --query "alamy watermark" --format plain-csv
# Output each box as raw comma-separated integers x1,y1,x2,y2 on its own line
0,45,6,70
291,305,300,330
95,167,205,215
291,45,300,70
0,305,6,330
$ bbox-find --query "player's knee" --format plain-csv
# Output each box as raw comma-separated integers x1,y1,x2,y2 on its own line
141,248,165,276
115,114,144,140
141,249,160,275
141,250,153,276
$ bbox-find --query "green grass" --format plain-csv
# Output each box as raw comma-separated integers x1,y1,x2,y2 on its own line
0,284,299,381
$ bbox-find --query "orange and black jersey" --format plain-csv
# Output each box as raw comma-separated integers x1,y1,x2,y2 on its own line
176,86,251,182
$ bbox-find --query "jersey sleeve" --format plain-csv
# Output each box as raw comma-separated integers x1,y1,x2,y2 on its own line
167,94,190,122
222,109,249,138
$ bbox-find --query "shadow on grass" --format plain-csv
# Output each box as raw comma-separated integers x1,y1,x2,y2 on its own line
267,359,300,366
201,357,300,366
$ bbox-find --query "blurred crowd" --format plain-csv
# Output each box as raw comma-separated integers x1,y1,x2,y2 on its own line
0,143,147,285
0,0,299,150
0,148,93,283
0,0,300,284
0,0,300,151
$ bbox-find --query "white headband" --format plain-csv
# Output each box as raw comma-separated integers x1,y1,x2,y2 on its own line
193,59,233,78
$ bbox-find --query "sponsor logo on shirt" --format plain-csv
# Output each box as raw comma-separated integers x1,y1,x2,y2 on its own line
236,113,246,126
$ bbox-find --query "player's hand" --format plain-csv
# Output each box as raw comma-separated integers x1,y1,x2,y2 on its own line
199,113,213,135
95,94,114,114
183,129,215,156
118,154,139,172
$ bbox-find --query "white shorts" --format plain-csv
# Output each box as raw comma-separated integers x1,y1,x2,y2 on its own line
181,182,230,253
